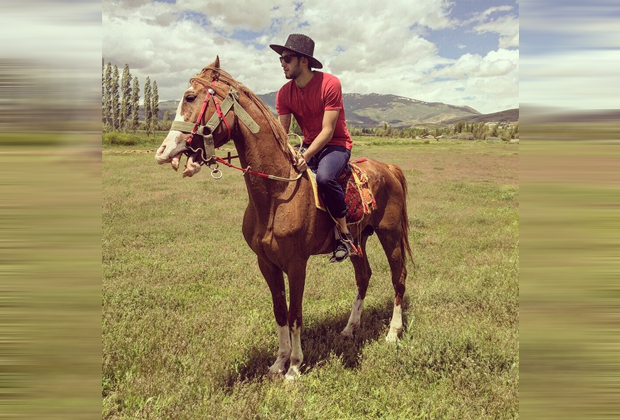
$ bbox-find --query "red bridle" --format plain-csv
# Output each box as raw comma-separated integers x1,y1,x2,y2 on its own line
169,77,302,182
187,81,232,145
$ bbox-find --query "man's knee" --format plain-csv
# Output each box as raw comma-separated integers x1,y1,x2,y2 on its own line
315,172,333,188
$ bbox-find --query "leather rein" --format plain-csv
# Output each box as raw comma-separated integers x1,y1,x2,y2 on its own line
170,79,302,182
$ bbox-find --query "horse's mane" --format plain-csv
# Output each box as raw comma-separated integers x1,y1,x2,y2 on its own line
192,66,294,161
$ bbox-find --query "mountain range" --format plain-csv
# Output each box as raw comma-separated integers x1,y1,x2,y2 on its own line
156,93,519,128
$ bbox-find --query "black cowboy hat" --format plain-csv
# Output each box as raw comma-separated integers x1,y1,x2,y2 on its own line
269,34,323,69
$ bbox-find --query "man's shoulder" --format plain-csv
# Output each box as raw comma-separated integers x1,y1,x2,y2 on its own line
318,72,342,88
278,80,296,93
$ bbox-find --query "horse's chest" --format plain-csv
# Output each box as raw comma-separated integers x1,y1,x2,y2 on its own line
243,208,304,247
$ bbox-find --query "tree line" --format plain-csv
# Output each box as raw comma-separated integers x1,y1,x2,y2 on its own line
102,59,161,136
288,115,518,142
347,121,519,141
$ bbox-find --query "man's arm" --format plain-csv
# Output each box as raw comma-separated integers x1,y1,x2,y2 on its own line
278,114,292,134
302,109,339,161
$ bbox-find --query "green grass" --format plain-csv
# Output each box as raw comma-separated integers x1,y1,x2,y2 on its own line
103,131,166,147
102,138,519,419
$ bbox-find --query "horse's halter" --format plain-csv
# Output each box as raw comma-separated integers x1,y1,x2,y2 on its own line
169,78,260,170
168,72,303,182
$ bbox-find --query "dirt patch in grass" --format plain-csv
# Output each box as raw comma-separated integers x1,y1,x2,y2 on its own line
409,151,518,184
361,143,519,185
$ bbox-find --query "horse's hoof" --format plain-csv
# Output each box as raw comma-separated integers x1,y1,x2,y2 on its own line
341,329,354,340
385,332,399,343
267,369,284,381
284,366,301,381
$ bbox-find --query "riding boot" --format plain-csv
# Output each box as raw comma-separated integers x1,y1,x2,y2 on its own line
330,231,356,263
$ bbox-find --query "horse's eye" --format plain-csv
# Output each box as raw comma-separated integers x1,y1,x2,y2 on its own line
185,94,196,103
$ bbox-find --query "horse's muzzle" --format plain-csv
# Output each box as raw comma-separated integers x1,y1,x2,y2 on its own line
155,140,188,165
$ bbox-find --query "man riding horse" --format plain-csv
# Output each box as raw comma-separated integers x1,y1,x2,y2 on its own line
270,33,356,262
155,49,412,379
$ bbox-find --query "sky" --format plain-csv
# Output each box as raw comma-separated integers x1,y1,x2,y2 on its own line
102,0,520,115
2,1,616,114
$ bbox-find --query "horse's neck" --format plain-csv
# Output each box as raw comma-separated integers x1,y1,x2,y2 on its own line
232,109,298,207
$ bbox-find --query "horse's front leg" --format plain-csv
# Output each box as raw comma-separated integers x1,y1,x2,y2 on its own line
257,258,290,376
284,260,307,380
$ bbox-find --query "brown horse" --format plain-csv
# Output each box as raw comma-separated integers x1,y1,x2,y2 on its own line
155,58,412,380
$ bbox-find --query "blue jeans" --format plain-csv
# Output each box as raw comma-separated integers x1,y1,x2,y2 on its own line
304,144,351,219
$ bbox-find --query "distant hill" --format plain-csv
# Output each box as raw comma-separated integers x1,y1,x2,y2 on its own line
257,92,484,128
443,108,519,125
154,93,518,128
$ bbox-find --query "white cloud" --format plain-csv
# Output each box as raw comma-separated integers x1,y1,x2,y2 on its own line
103,0,518,114
418,49,519,112
473,15,519,48
463,5,514,25
433,49,518,79
177,0,292,34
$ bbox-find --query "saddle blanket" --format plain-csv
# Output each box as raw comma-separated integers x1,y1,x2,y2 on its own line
309,158,377,224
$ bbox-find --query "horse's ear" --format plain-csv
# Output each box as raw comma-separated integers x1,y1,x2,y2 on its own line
214,56,220,69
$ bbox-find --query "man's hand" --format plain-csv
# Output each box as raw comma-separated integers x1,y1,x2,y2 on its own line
295,155,308,172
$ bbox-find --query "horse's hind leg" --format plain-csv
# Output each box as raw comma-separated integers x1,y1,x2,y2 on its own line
342,233,371,339
376,230,407,342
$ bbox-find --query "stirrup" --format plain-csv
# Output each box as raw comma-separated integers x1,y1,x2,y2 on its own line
329,232,357,263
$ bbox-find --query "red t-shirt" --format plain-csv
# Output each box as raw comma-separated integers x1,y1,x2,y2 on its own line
276,72,353,150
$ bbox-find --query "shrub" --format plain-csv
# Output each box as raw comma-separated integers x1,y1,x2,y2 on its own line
456,132,475,140
103,132,139,146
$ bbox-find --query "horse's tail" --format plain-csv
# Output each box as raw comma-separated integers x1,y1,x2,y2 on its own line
388,164,413,264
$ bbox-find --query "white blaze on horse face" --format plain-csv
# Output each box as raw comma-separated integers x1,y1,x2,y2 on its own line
173,98,186,122
155,100,187,165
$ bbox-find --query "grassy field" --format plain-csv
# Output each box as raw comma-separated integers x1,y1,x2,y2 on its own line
102,137,519,419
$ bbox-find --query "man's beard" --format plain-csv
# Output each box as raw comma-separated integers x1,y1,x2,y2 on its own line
285,65,301,80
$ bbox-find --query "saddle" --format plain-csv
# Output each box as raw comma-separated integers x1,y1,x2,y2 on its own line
309,158,377,224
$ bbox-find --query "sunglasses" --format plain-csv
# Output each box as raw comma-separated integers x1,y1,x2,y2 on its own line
279,54,299,64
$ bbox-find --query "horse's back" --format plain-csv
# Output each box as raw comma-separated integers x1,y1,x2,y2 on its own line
354,157,407,197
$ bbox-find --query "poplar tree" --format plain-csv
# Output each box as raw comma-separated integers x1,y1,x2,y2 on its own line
490,123,499,137
511,122,519,139
162,110,171,130
103,62,112,127
110,65,120,130
102,58,105,124
119,64,132,131
144,76,152,136
151,81,159,132
130,76,140,134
